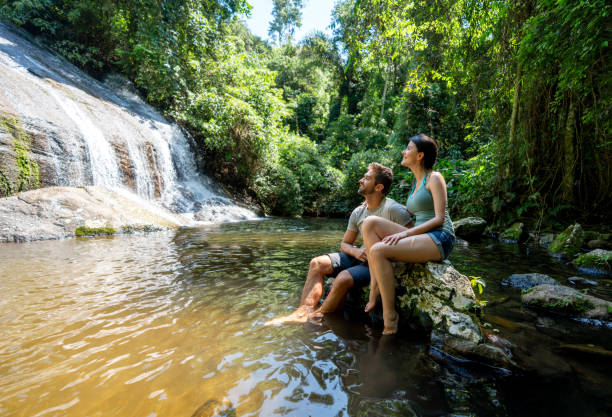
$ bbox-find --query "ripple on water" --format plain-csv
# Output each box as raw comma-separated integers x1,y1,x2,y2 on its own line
0,221,610,416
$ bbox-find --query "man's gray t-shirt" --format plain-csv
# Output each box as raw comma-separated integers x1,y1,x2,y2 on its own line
347,197,413,238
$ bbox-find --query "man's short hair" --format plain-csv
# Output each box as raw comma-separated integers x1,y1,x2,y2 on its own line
368,162,393,195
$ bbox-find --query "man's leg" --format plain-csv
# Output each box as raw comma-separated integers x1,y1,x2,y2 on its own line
299,255,334,309
317,270,354,314
265,254,335,325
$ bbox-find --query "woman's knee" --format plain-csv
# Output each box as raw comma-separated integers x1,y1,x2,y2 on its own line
362,215,382,233
369,242,389,259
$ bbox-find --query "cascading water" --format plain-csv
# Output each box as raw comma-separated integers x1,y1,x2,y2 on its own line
0,23,257,223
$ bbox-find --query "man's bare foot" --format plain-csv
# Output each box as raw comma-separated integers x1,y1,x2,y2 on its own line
307,309,324,324
382,311,399,335
364,299,377,313
264,306,314,325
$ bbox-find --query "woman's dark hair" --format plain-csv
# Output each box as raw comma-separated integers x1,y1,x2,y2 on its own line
409,133,438,169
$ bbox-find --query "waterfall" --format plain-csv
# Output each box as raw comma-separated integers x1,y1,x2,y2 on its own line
0,23,258,223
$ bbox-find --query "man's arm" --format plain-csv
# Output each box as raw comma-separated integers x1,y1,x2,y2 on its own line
340,230,367,262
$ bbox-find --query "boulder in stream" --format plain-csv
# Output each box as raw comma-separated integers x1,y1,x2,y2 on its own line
573,249,612,272
453,217,487,240
502,273,558,290
499,222,526,242
0,186,191,242
522,284,611,320
549,223,584,258
357,261,517,368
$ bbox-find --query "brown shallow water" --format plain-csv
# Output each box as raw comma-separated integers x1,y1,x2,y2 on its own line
0,219,610,416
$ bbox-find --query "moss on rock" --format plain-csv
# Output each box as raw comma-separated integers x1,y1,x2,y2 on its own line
573,249,611,271
549,223,584,258
499,222,525,242
0,114,39,196
75,226,116,236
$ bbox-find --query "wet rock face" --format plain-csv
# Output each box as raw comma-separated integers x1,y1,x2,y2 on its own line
0,186,190,243
453,217,487,240
549,223,584,258
502,273,558,290
573,249,612,272
499,222,526,242
522,284,611,320
391,262,515,367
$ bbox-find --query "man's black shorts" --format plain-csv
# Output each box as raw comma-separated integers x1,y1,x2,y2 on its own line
327,252,370,288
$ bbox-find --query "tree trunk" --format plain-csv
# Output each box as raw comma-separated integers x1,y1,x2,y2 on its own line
561,98,576,204
380,62,390,120
509,62,522,152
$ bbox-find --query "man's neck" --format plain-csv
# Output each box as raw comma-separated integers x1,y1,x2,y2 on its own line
364,193,385,210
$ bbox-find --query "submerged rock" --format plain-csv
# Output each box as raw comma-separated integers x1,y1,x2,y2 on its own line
522,284,611,320
573,249,612,272
453,217,487,240
0,186,190,242
567,276,599,287
499,222,526,242
502,273,558,290
549,223,584,258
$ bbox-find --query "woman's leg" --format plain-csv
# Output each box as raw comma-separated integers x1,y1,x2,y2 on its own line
369,234,442,334
362,216,408,312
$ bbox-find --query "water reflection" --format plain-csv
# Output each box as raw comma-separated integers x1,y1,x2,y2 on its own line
0,219,610,416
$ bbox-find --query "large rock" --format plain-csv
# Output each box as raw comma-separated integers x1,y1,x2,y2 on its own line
573,249,612,272
549,223,584,258
522,284,611,320
0,186,191,242
453,217,487,240
384,262,514,367
499,222,526,242
502,273,558,290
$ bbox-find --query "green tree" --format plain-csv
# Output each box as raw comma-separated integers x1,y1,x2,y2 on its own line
268,0,304,44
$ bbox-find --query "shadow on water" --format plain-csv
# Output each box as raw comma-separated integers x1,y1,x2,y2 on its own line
0,218,610,416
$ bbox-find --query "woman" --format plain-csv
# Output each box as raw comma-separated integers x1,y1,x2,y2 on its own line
362,133,455,335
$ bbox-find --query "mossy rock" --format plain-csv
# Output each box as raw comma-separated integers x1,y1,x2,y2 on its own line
573,249,612,271
522,284,610,319
549,223,584,258
75,226,116,237
499,222,525,242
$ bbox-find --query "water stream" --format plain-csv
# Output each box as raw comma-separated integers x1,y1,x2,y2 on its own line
1,219,610,416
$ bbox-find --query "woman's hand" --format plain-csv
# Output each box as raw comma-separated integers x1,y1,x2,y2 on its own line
382,230,410,245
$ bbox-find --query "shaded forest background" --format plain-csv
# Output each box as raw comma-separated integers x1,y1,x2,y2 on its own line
1,0,609,232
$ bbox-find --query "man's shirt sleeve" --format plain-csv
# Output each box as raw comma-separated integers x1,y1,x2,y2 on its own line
389,201,414,226
347,206,360,232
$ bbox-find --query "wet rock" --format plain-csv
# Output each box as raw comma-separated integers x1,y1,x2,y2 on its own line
567,276,599,287
499,222,526,242
549,223,584,258
573,249,612,272
537,232,556,246
587,239,611,250
392,262,515,367
484,314,521,332
453,217,487,240
355,398,418,416
522,284,611,319
502,273,558,290
0,186,190,242
534,316,568,338
558,344,612,361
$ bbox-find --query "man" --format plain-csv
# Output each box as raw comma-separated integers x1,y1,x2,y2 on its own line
267,163,413,324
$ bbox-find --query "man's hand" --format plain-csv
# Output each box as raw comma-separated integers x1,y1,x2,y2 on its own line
353,247,368,262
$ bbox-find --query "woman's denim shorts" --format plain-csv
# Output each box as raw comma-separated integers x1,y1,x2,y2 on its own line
427,230,455,260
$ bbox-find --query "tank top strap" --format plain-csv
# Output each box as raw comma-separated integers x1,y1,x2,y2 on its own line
409,172,428,198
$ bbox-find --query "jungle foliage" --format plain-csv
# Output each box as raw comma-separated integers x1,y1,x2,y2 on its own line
1,0,609,227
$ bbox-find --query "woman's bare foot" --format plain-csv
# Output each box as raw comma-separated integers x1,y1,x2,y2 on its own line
382,311,399,335
364,299,377,313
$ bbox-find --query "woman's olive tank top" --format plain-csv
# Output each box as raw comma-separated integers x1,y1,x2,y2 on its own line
405,172,455,236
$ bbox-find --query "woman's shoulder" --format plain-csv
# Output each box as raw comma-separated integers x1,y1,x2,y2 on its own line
426,171,446,188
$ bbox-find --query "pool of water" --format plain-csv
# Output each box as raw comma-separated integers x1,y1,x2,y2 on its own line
0,219,610,416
